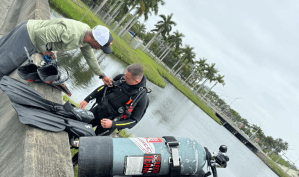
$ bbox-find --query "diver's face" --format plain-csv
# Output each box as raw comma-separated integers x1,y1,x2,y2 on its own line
124,70,139,85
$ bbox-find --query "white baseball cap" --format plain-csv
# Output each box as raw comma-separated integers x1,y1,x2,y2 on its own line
92,25,113,54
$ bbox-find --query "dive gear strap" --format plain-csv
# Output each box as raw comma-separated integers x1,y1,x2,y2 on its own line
162,136,181,177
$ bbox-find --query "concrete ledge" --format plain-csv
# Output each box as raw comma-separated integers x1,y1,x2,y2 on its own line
0,0,74,176
0,53,74,177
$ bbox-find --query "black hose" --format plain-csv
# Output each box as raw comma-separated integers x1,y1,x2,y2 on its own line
211,166,217,177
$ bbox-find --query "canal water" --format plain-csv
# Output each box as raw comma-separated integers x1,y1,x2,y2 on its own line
50,9,278,177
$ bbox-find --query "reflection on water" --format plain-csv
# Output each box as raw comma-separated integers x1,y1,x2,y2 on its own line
50,8,278,177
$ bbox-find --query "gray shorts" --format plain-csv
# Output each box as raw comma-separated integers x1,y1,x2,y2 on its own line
0,21,38,78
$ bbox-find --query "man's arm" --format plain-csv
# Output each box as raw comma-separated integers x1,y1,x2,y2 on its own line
84,85,106,103
80,85,107,109
80,46,104,75
80,46,113,86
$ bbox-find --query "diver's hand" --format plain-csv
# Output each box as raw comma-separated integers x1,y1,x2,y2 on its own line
101,119,113,128
42,50,56,59
79,100,88,109
102,76,113,87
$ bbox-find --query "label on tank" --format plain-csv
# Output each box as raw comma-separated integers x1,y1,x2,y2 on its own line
124,156,144,175
142,154,161,174
146,137,163,143
130,138,155,153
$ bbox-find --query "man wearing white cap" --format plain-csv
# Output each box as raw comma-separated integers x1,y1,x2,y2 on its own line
0,18,113,85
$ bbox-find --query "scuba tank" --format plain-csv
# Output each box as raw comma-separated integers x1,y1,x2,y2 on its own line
77,136,229,177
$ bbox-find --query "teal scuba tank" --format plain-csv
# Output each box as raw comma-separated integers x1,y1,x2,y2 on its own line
77,136,229,177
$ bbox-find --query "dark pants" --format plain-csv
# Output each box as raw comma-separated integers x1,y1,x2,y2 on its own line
0,21,38,78
90,104,117,136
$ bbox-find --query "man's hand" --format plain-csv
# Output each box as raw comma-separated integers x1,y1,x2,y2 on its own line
80,100,88,109
101,119,113,128
102,76,113,87
42,50,56,59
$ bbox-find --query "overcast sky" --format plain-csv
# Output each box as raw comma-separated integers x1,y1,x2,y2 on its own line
140,0,299,167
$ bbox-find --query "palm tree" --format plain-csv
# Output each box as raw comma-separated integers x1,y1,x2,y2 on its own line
118,0,165,36
185,58,208,84
143,31,156,45
179,63,195,81
126,18,139,35
171,45,193,71
170,47,183,70
171,30,184,51
117,7,141,35
133,21,146,34
173,46,195,75
142,14,176,52
157,35,175,63
129,21,146,40
102,0,120,21
114,0,165,33
188,72,201,90
105,1,125,24
196,58,209,73
203,74,225,98
158,30,184,63
183,66,196,85
155,35,165,50
195,63,218,93
93,0,109,15
142,0,165,20
183,58,208,85
112,0,140,32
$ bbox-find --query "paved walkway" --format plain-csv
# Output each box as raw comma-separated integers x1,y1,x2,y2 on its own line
277,164,299,177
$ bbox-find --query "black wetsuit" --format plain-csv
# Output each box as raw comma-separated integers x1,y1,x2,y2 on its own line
84,74,148,135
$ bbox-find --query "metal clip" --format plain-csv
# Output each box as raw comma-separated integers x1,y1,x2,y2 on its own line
171,147,181,167
166,142,181,167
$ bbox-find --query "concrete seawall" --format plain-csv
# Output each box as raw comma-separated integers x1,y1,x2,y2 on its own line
0,0,73,176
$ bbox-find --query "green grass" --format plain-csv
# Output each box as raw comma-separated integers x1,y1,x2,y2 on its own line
63,95,80,107
114,128,131,138
49,0,221,124
71,148,79,176
266,158,290,177
269,153,296,170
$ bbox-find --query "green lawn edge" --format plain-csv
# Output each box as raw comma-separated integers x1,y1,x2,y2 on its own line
49,0,221,124
269,153,296,170
267,158,290,177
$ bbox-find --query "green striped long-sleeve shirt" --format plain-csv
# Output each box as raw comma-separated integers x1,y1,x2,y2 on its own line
27,18,103,75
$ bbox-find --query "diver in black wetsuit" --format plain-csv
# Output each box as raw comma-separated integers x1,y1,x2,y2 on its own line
79,63,149,136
